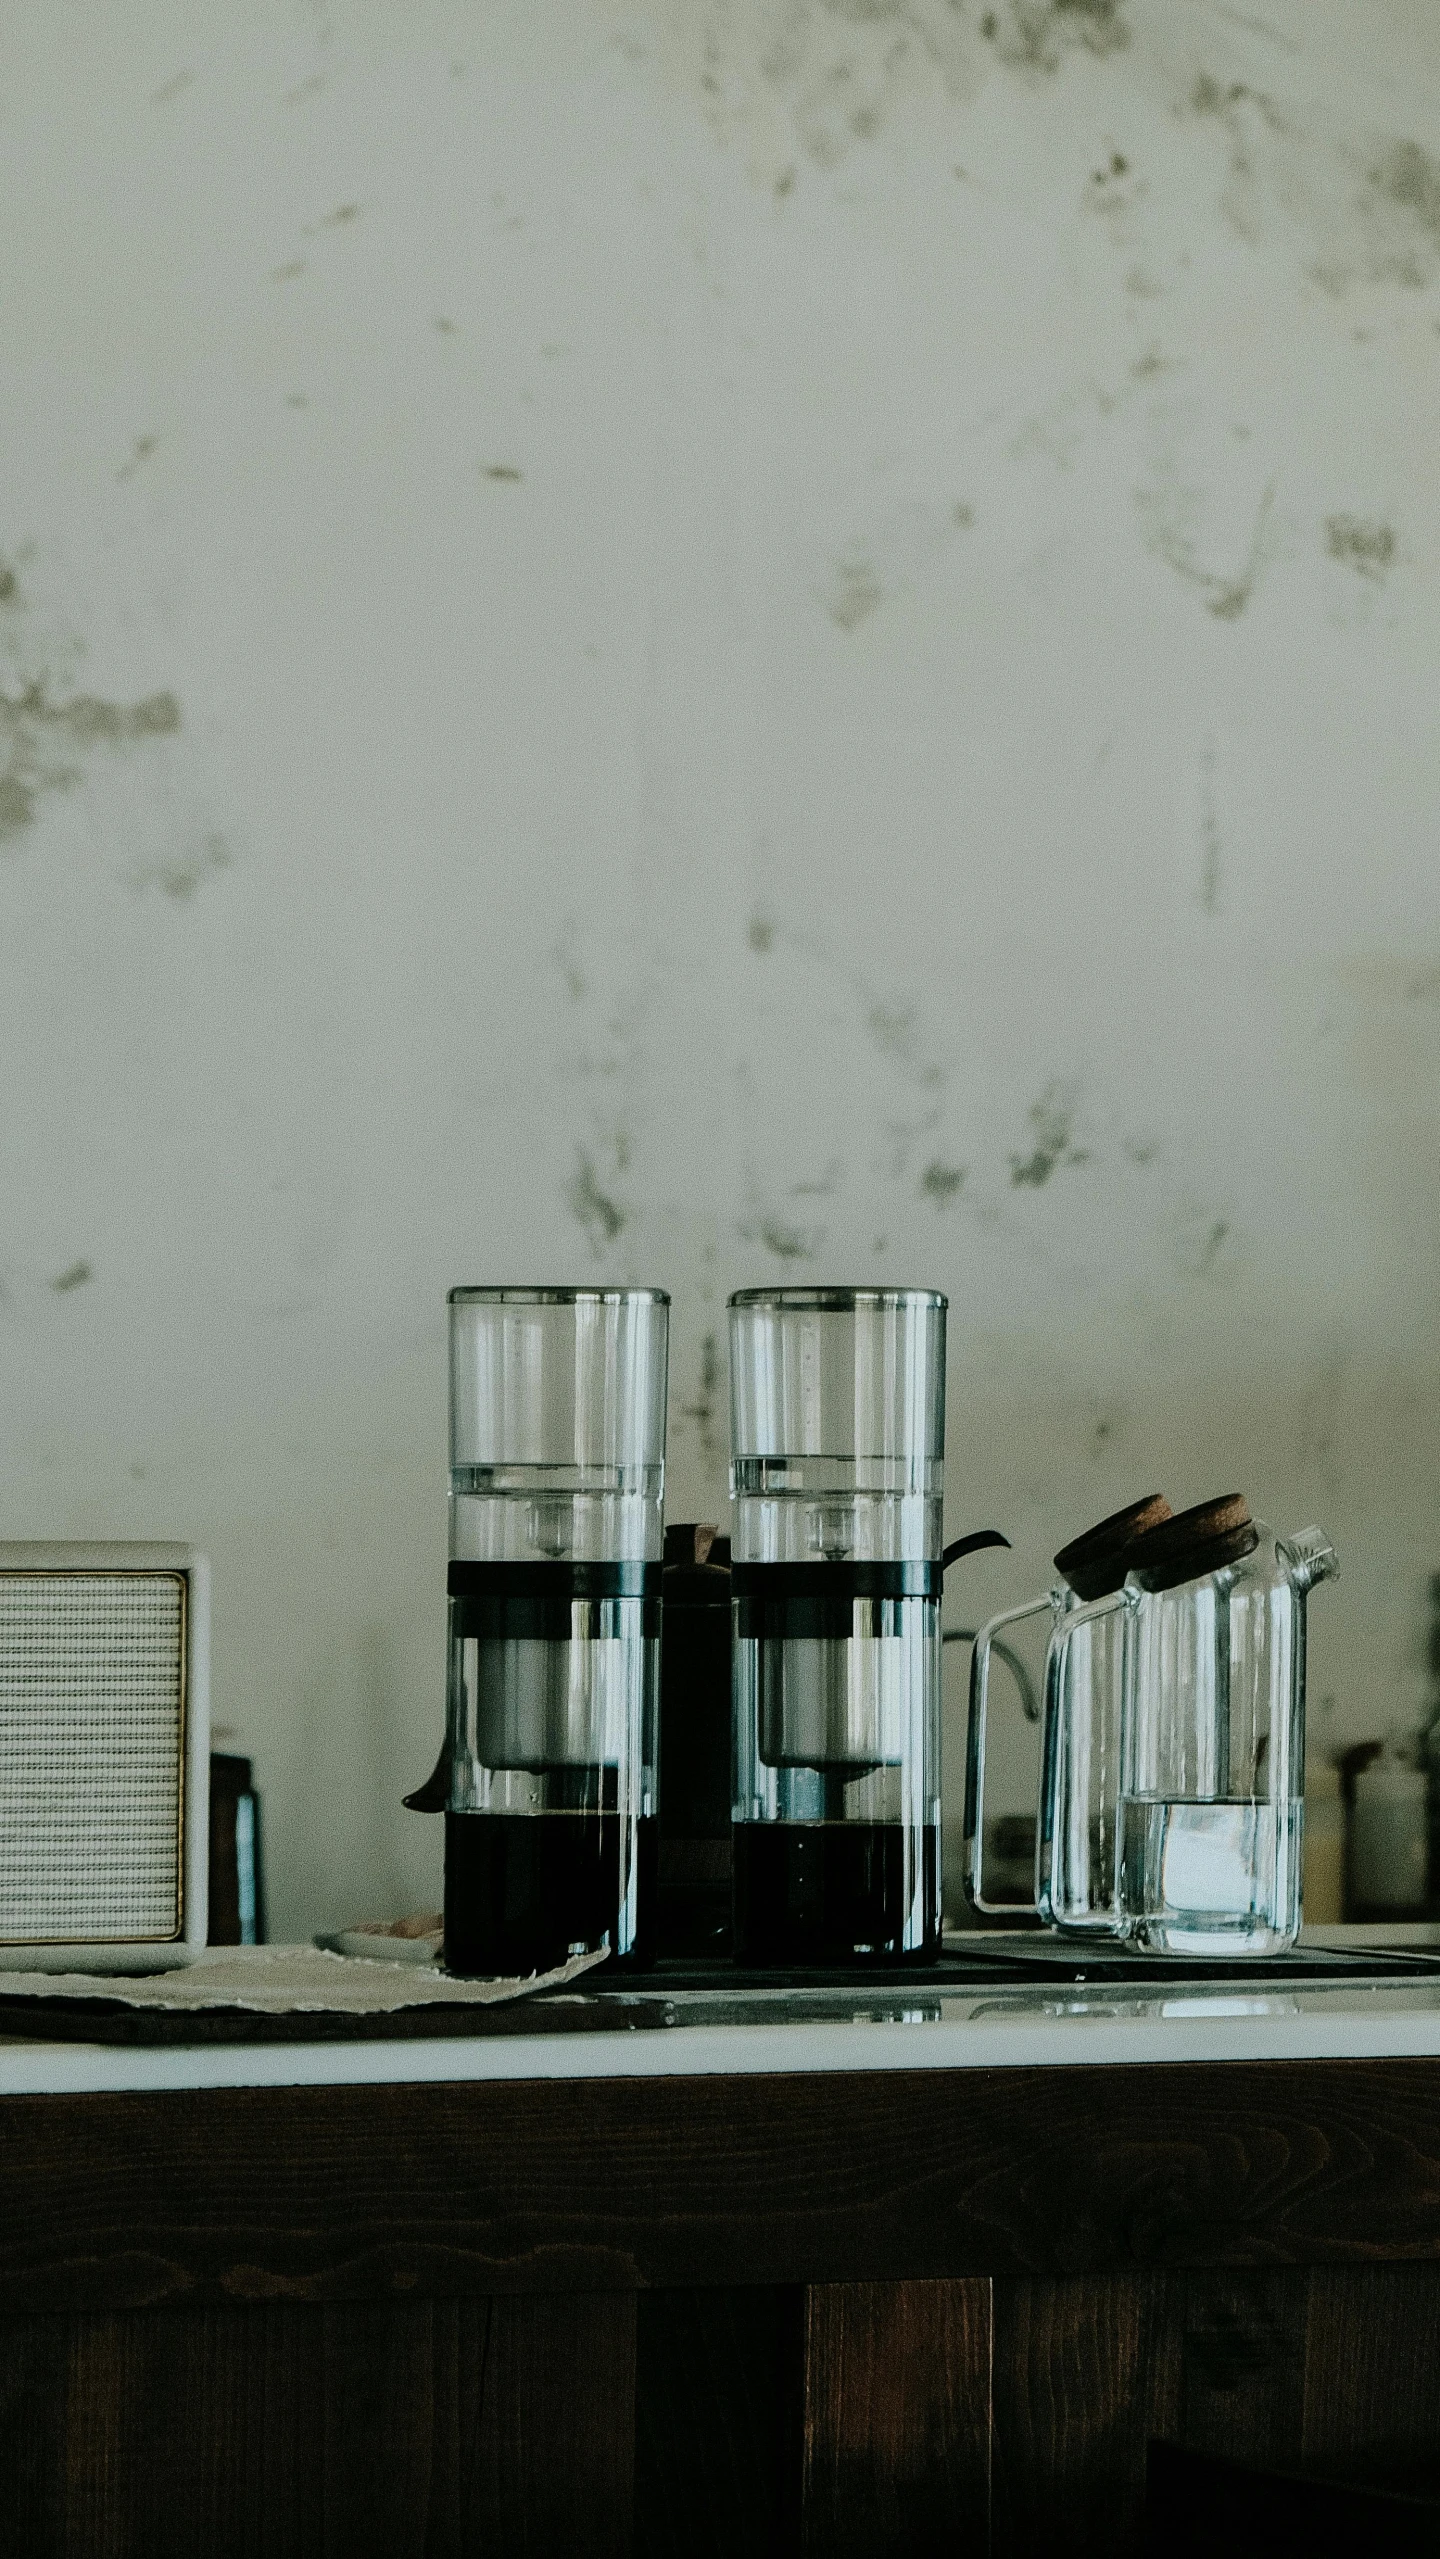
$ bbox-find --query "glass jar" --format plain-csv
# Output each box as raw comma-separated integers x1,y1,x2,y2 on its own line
1051,1505,1337,1955
965,1496,1171,1934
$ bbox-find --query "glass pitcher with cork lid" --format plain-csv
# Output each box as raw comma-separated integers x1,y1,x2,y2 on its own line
1052,1495,1338,1955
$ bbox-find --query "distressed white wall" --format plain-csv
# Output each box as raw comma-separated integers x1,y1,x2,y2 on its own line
3,0,1440,1936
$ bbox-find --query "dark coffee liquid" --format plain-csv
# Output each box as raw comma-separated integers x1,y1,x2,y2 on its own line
732,1821,939,1968
444,1812,657,1977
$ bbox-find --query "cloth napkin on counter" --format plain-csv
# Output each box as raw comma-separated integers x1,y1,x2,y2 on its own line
0,1942,605,2014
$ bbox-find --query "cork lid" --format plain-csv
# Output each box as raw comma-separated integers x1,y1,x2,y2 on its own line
1054,1495,1172,1602
1127,1494,1258,1594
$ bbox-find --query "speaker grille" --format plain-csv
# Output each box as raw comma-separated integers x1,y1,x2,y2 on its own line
0,1573,185,1942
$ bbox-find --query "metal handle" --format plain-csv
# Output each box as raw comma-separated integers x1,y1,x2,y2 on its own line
942,1528,1011,1573
402,1739,450,1813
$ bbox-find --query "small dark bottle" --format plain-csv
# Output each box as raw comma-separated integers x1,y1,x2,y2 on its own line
657,1524,733,1959
207,1751,265,1945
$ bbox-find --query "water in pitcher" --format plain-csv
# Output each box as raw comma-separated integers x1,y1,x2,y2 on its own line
1118,1794,1303,1956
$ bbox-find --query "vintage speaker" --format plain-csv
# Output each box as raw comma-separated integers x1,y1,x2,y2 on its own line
0,1542,209,1971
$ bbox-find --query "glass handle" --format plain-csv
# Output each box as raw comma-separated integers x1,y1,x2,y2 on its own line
1040,1585,1135,1919
964,1594,1050,1920
1049,1586,1133,1675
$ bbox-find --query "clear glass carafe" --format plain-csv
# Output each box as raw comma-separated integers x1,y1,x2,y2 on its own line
406,1286,668,1975
965,1497,1170,1934
1054,1512,1337,1956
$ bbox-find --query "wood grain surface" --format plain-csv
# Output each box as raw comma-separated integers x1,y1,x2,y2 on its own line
991,2264,1440,2555
634,2286,798,2557
0,2293,635,2559
800,2277,992,2555
4,2265,1440,2552
4,2060,1440,2314
991,2271,1183,2554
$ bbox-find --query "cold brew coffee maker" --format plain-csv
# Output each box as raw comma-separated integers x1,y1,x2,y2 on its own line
406,1286,668,1976
729,1287,1004,1968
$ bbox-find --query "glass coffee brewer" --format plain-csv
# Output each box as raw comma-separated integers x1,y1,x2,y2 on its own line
729,1287,1005,1967
405,1286,668,1975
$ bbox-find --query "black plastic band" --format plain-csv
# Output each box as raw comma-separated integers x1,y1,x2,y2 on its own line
451,1593,663,1641
446,1561,661,1601
729,1560,941,1601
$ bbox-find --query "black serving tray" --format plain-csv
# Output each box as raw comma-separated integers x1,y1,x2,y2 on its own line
636,1941,1440,1993
3,1938,1439,2047
0,1993,657,2048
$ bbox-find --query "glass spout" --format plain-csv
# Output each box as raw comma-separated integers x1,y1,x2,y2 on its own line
1277,1526,1338,1593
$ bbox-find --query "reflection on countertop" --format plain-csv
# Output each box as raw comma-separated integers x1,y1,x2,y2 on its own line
6,1928,1440,2096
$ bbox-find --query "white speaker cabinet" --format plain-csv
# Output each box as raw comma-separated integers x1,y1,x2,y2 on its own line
0,1542,209,1971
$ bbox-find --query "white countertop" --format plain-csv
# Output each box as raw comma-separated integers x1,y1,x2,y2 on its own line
4,1930,1440,2096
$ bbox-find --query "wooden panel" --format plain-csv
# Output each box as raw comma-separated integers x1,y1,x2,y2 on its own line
992,2274,1182,2559
994,2266,1440,2546
1302,2264,1440,2499
0,2312,65,2554
0,2304,328,2559
1178,2269,1309,2474
473,2293,635,2557
1143,2439,1440,2553
799,2277,992,2556
7,2061,1440,2313
635,2287,799,2558
0,2293,635,2559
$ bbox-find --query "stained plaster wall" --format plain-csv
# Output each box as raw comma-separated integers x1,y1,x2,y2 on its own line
2,0,1440,1936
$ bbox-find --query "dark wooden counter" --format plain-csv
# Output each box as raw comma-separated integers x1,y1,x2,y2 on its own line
6,2056,1440,2552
